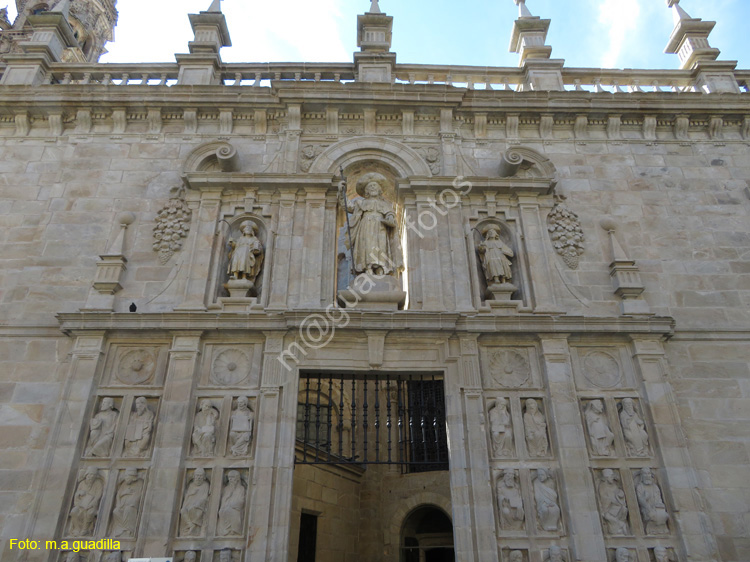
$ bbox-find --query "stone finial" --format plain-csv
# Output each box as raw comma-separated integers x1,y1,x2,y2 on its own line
666,0,691,25
600,219,651,315
207,0,222,13
355,1,395,82
514,0,533,18
368,0,382,14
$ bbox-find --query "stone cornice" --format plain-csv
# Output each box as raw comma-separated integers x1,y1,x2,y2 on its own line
56,311,675,338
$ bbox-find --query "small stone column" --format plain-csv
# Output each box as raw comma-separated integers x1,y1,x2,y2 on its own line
140,332,203,556
539,336,608,561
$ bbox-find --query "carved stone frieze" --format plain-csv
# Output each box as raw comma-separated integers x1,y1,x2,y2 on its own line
153,187,192,265
547,195,585,269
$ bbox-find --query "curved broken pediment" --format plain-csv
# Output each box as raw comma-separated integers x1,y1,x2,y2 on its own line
308,136,433,177
183,141,240,174
498,146,557,188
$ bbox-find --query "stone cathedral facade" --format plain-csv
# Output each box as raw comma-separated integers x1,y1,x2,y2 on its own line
0,1,749,562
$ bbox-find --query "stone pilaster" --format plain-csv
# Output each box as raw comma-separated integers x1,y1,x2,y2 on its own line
539,336,607,562
517,195,559,313
267,192,297,310
630,337,718,562
24,334,106,558
140,332,202,556
299,188,328,308
446,335,499,562
176,189,223,311
246,333,297,562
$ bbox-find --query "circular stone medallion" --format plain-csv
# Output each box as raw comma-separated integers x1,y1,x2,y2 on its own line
212,349,250,386
582,351,622,388
488,349,531,387
116,349,157,385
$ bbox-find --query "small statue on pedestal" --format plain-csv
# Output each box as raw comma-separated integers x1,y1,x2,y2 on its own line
478,226,517,301
225,220,264,298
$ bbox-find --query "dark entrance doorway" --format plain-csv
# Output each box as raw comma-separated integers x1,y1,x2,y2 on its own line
297,512,318,562
400,506,455,562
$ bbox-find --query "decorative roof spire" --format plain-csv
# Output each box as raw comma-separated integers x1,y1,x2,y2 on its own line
207,0,222,13
52,0,71,18
514,0,533,19
368,0,382,14
666,0,691,25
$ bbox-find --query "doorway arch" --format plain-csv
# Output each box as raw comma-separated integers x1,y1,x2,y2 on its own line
400,505,455,562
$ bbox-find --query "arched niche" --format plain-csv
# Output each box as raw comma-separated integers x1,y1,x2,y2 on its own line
213,215,268,302
472,218,526,306
183,141,240,174
308,136,433,178
335,159,406,295
399,504,455,562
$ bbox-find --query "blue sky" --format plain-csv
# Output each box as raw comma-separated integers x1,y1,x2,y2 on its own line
7,0,749,69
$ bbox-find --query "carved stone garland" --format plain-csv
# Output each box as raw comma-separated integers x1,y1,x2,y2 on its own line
547,195,585,269
153,187,192,264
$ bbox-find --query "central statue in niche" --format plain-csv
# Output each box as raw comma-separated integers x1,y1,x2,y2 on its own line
337,171,406,310
339,172,403,276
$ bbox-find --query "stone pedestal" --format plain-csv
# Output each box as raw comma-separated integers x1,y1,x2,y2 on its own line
220,279,261,312
485,282,517,301
338,274,406,311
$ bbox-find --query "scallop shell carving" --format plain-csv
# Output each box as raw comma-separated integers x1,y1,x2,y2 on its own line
488,349,531,387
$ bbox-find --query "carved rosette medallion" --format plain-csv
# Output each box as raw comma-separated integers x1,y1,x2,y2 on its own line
488,349,530,387
582,351,622,388
299,145,324,172
211,349,250,386
152,187,192,265
116,349,156,385
547,198,585,269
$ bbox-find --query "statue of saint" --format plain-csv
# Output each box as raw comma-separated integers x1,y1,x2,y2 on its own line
635,468,669,535
179,468,210,536
509,551,524,562
488,398,514,457
68,468,104,536
227,220,264,283
619,398,649,456
228,397,254,456
597,469,629,536
478,227,514,284
85,397,118,457
217,470,246,536
496,469,525,530
523,398,548,457
653,547,672,562
585,400,615,456
339,172,403,277
110,468,143,537
534,468,561,532
192,399,219,457
123,397,155,457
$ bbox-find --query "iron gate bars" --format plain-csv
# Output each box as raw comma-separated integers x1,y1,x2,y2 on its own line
296,372,449,472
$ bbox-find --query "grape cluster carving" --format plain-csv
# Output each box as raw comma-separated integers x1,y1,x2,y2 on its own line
547,198,585,269
153,188,192,265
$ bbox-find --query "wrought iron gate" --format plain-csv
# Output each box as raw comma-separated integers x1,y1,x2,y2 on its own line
296,373,449,472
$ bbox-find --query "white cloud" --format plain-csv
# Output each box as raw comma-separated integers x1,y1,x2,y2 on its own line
596,0,643,68
100,0,351,64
